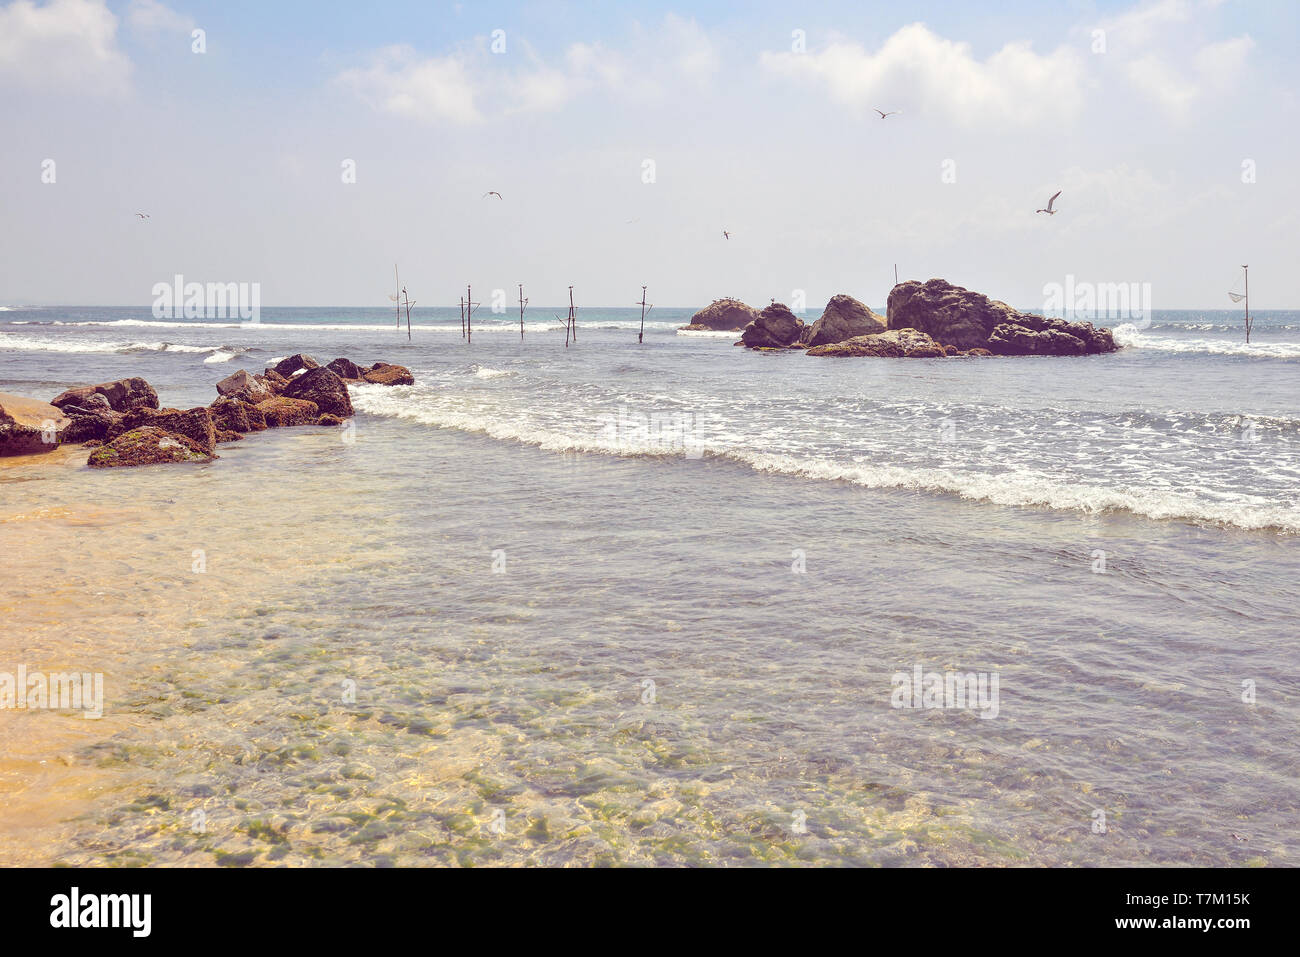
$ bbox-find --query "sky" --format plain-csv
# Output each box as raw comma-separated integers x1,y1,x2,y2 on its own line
0,0,1295,309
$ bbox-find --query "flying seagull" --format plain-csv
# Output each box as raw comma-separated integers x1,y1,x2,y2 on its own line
873,108,902,119
135,212,150,219
1036,190,1061,215
722,230,731,240
482,191,503,200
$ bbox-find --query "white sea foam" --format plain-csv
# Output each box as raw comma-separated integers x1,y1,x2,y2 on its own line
0,333,238,359
471,366,514,379
1114,324,1300,358
350,385,1300,533
676,328,740,338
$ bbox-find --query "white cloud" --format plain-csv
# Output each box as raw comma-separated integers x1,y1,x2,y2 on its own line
0,0,130,94
760,23,1085,127
127,0,194,35
337,45,482,124
338,16,720,125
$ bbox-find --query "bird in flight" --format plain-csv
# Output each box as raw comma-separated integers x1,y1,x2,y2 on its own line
482,191,503,200
135,212,150,219
1036,190,1061,215
873,109,902,119
722,230,731,240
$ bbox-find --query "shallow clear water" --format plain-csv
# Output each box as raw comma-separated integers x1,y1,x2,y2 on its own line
0,306,1296,866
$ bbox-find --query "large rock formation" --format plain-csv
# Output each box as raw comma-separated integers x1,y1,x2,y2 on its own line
281,367,353,417
740,303,806,349
805,294,887,347
806,328,947,358
0,394,69,456
887,278,1117,355
681,299,761,332
52,377,159,413
209,396,266,434
87,427,217,468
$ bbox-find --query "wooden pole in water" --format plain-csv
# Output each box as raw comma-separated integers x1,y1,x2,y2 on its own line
460,296,465,338
638,286,650,344
402,286,414,341
1243,264,1251,344
568,285,576,345
466,284,474,344
518,283,527,340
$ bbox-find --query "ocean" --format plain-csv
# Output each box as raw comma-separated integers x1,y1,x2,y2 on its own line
0,305,1296,866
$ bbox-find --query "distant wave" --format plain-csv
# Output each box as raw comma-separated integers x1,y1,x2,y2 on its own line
471,365,515,379
0,333,247,361
350,385,1299,534
1114,324,1300,358
676,328,740,338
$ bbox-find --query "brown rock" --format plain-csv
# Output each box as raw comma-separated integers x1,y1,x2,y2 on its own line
215,369,273,404
87,427,217,468
682,299,761,332
255,396,319,427
361,363,415,386
805,328,948,358
282,367,353,417
805,294,887,347
110,407,217,452
52,377,159,413
325,357,364,380
740,303,805,349
271,354,319,378
0,393,70,456
316,413,345,427
216,430,243,443
258,369,289,394
888,278,1118,355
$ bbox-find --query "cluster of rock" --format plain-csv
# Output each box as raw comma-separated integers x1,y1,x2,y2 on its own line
678,298,760,332
695,279,1118,358
0,354,414,465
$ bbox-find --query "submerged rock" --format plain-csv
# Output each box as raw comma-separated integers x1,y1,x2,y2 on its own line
361,363,415,386
282,367,353,417
87,427,217,468
0,393,69,456
740,303,806,349
805,294,887,347
887,278,1117,355
806,328,947,358
682,298,760,332
52,377,159,413
255,396,319,427
209,396,267,434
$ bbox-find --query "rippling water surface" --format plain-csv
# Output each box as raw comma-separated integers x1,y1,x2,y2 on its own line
0,306,1296,866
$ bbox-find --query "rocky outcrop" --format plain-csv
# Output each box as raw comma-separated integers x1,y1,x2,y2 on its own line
281,367,353,417
215,369,273,404
271,354,319,378
806,328,948,358
681,299,761,332
109,407,218,453
887,278,1117,355
255,396,319,427
259,369,290,394
325,357,364,381
52,377,159,413
361,363,415,386
60,405,122,443
87,427,217,468
0,394,69,456
740,303,806,349
805,295,887,347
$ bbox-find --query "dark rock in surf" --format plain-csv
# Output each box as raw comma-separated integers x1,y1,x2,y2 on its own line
282,367,353,417
682,299,761,332
52,377,159,413
87,427,217,468
361,363,415,386
740,303,806,349
271,354,319,378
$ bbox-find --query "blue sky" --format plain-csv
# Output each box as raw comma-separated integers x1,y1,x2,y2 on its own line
0,0,1295,308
